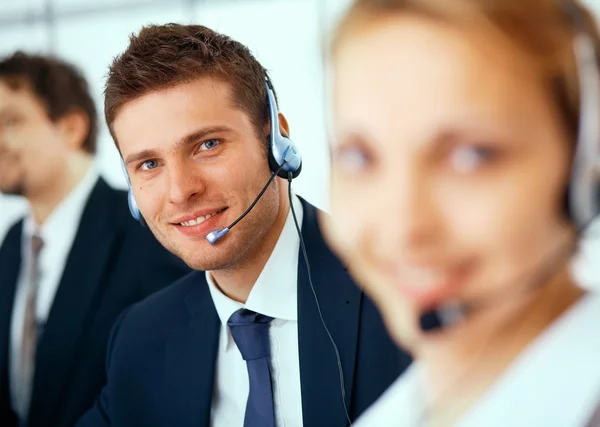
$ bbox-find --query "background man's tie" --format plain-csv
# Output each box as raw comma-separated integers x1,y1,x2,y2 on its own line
18,233,44,421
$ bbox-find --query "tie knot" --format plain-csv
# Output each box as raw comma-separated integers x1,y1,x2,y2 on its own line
227,309,274,361
31,234,44,256
229,309,274,325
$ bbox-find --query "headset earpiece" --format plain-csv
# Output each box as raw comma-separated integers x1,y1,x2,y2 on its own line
265,77,302,179
120,159,146,226
566,27,600,229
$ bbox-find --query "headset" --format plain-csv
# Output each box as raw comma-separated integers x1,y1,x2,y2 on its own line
420,0,600,332
563,0,600,229
265,76,303,179
120,76,302,231
205,76,302,244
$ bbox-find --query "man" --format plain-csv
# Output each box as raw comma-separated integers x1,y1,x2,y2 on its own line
76,24,411,427
0,52,190,427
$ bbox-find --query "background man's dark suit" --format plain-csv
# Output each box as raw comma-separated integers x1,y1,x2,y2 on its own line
0,178,191,427
76,198,412,427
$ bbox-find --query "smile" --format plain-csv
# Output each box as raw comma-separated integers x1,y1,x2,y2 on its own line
391,259,476,307
179,208,226,227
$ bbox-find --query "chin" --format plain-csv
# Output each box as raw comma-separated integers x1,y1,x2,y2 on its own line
364,277,419,352
382,300,420,353
183,255,223,271
175,241,239,271
0,177,25,196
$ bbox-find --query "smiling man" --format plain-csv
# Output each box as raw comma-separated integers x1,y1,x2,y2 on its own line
75,24,410,427
114,79,284,295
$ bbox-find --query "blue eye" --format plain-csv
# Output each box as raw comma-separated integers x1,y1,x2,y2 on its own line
199,139,220,151
140,160,158,171
334,146,371,174
449,145,497,173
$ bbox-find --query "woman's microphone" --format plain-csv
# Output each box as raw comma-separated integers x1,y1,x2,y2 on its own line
418,238,576,333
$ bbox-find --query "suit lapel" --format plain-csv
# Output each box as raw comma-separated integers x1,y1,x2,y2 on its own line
28,179,121,424
165,272,220,427
297,199,362,427
0,221,23,411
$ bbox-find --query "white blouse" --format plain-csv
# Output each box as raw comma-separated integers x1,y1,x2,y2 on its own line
354,293,600,426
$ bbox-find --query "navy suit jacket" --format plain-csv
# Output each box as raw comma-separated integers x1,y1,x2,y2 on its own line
76,198,412,427
0,178,191,427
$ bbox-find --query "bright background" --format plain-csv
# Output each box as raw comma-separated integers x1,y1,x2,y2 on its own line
1,0,599,286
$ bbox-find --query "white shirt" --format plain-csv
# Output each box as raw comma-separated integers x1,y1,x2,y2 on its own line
9,166,99,418
354,292,600,427
207,194,304,427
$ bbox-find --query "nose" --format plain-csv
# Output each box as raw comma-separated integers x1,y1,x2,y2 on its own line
371,164,443,259
167,164,206,206
0,135,10,153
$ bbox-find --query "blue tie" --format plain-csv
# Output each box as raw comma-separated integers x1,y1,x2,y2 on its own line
228,309,276,427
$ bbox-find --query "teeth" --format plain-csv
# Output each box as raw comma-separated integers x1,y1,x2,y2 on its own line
180,211,219,227
398,267,446,290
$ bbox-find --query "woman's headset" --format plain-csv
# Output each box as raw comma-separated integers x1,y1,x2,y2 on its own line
419,0,600,333
562,0,600,229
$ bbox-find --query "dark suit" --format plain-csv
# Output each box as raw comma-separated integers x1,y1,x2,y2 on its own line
0,178,190,427
76,198,412,427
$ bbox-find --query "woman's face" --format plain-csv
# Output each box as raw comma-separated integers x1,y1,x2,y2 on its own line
328,15,573,350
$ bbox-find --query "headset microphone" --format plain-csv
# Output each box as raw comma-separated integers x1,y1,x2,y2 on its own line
419,300,470,332
206,163,284,245
205,76,302,244
417,238,577,333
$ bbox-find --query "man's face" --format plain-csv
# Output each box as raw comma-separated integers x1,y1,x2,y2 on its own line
115,77,280,270
0,80,69,196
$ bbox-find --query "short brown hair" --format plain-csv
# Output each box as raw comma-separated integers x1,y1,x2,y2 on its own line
0,51,98,153
105,23,272,147
332,0,600,141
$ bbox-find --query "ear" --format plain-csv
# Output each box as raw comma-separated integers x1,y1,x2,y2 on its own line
57,109,90,151
278,112,290,137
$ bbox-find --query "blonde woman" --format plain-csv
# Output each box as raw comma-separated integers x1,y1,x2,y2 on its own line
324,0,600,425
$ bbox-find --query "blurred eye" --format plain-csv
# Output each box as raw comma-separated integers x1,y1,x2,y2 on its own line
139,160,159,171
199,139,220,151
449,145,498,173
1,116,20,129
333,145,372,174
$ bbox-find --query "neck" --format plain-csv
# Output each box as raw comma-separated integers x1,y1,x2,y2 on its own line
210,178,291,303
418,269,584,426
28,153,92,226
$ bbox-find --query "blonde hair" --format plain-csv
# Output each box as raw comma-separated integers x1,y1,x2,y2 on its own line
331,0,600,140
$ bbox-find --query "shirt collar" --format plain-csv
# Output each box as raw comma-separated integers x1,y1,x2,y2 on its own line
23,165,99,249
206,194,303,329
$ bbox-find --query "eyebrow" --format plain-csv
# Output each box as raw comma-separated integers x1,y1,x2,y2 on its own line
124,125,234,166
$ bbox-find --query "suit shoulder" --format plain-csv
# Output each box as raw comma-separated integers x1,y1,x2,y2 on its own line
116,271,207,334
0,217,23,249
